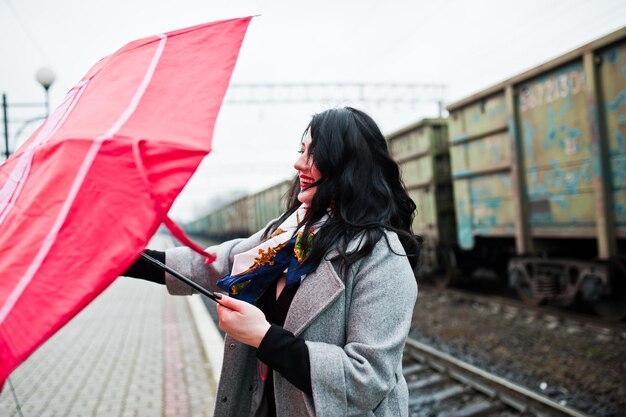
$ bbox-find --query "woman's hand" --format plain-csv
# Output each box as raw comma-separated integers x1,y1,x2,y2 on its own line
215,294,271,348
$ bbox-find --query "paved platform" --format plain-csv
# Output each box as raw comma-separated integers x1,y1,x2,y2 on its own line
0,234,223,417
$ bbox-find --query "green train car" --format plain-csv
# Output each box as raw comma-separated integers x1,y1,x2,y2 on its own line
447,27,626,318
247,180,292,233
386,119,457,283
189,179,293,241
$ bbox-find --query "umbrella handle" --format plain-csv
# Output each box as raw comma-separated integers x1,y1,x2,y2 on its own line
139,252,218,302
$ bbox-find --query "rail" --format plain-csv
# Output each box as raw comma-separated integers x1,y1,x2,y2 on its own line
404,337,589,416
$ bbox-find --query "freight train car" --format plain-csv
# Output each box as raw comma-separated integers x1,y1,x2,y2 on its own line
192,179,293,240
446,27,626,318
386,119,458,284
247,180,293,233
185,216,210,238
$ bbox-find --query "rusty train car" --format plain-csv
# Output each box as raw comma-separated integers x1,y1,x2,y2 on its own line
187,27,625,318
446,27,626,319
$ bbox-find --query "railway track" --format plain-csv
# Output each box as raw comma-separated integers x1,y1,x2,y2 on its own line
403,337,589,417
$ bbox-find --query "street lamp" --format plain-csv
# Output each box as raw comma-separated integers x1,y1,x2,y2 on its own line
2,67,56,160
35,67,56,117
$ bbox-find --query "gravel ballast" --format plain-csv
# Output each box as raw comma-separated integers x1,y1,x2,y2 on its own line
409,285,626,417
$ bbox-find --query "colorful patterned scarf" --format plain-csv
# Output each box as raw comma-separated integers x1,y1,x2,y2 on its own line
216,206,326,303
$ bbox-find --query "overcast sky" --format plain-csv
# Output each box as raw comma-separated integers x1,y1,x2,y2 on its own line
2,0,626,222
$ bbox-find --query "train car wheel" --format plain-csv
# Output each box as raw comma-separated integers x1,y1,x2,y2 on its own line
510,267,545,305
515,285,545,305
591,260,626,320
592,288,626,321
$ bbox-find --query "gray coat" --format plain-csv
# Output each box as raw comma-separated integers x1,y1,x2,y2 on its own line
165,227,418,417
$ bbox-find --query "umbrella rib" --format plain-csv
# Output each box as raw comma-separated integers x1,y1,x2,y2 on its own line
105,33,167,135
0,34,169,326
0,140,104,325
0,81,88,226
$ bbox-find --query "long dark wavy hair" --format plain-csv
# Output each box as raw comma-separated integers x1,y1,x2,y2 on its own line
263,107,420,274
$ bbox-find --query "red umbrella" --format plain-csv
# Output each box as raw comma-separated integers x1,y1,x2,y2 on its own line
0,16,252,385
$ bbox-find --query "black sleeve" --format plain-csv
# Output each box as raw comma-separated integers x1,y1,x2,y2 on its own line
256,324,312,395
122,249,166,285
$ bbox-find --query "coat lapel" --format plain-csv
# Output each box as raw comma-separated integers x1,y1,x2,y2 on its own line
283,258,345,336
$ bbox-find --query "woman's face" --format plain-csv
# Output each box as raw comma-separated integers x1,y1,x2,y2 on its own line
294,130,322,207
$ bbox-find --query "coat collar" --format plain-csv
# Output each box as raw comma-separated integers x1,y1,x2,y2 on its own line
283,257,345,336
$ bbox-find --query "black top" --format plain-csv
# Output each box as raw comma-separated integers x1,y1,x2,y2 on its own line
125,250,312,416
124,249,167,284
255,278,312,416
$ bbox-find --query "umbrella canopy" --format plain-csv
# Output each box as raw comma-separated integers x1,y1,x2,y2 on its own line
0,16,252,385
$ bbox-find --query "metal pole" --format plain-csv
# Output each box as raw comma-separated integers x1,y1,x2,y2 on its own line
2,93,9,159
44,88,50,118
139,252,219,302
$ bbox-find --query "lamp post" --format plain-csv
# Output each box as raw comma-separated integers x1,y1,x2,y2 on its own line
36,67,56,118
2,94,8,160
2,67,56,160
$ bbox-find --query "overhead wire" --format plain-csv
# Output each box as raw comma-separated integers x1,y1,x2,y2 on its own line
3,0,51,63
468,0,625,72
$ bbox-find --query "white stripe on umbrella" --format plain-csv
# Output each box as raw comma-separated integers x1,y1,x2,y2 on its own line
0,80,88,226
0,34,168,325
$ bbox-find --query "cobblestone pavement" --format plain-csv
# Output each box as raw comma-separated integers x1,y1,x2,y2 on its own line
0,235,218,417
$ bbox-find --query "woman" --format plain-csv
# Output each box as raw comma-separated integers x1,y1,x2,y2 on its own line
126,107,419,417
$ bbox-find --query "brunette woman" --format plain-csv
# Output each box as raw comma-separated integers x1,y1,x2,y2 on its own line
125,107,419,417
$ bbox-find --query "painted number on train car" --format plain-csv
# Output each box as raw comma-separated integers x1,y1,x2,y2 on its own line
518,69,585,112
